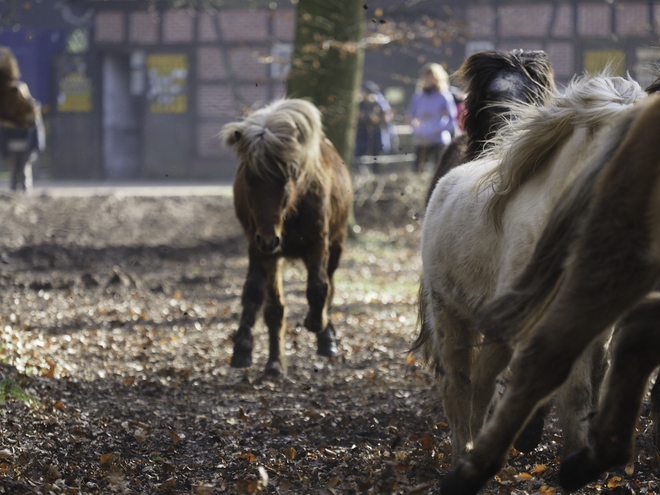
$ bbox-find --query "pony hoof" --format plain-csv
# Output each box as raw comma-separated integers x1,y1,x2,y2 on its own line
230,351,253,368
514,407,545,453
560,447,602,492
441,461,489,495
317,324,338,357
264,361,285,378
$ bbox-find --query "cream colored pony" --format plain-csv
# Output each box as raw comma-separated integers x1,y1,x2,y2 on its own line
415,74,646,461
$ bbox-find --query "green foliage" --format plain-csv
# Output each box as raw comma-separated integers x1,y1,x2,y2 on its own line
0,376,36,406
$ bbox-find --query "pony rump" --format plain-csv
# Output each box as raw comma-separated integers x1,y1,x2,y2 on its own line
221,99,327,189
481,73,645,229
479,101,646,346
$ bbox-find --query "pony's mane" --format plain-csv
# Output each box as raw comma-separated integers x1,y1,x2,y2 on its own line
481,73,646,228
457,49,555,160
221,99,328,189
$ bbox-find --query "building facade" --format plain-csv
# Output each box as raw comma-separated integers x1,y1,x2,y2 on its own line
2,0,660,180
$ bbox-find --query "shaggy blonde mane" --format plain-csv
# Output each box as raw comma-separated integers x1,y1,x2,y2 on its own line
481,73,646,228
221,99,328,190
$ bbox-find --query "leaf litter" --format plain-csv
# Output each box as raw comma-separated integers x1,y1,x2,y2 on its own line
0,174,657,493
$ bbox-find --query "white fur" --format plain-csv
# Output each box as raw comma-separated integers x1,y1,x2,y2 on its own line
420,74,646,458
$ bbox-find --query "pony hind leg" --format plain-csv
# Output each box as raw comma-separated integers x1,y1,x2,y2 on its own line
555,330,612,456
231,248,268,368
468,342,513,448
263,258,287,377
442,259,658,495
434,302,479,461
560,299,660,491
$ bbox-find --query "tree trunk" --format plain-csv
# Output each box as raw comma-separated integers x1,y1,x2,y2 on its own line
287,0,365,168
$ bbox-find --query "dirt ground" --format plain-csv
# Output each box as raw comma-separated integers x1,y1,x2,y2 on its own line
0,171,658,494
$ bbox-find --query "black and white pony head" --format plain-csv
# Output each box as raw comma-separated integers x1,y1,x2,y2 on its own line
456,49,555,160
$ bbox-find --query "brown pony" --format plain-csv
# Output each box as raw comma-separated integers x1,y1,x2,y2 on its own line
222,99,352,376
441,92,660,495
425,49,555,205
0,47,36,127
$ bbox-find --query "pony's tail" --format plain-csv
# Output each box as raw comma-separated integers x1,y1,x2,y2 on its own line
411,280,444,375
479,104,643,345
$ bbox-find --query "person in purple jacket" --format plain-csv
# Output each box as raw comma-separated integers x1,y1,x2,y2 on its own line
406,63,458,172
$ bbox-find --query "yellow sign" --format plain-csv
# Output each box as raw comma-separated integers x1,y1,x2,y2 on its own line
583,49,626,76
146,54,188,113
57,71,92,112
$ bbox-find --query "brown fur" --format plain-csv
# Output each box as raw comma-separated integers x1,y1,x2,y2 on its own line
441,95,660,495
224,99,352,376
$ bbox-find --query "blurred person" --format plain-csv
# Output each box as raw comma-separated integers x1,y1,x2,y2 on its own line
0,102,44,191
0,47,42,191
406,63,457,172
355,80,396,157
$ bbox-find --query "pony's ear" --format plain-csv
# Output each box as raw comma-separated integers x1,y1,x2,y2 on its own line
220,122,245,147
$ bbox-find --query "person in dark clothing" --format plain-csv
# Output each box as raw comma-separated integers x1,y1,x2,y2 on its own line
0,98,44,191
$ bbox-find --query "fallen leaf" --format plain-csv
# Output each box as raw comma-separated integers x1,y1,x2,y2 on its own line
0,450,11,460
124,376,135,385
54,401,66,411
531,464,548,475
161,477,176,489
540,485,556,495
100,453,113,466
237,407,249,422
625,463,635,476
284,447,296,460
239,452,256,463
134,428,147,443
326,475,339,487
516,472,533,481
607,476,622,488
168,429,180,444
195,484,214,495
419,436,436,451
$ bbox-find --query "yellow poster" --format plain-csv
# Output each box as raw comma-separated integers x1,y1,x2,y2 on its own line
57,71,92,112
583,49,626,76
146,54,188,113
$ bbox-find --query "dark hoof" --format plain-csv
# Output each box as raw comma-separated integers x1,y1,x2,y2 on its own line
560,447,603,492
441,461,491,495
317,324,338,357
230,350,253,368
514,407,545,453
264,360,285,378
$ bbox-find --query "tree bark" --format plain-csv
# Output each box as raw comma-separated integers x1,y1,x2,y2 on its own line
287,0,365,168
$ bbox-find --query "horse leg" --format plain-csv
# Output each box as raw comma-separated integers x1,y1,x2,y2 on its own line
304,244,337,357
652,369,660,453
231,248,267,368
316,242,343,357
442,262,657,495
469,342,513,447
561,300,660,491
432,299,479,461
263,258,286,377
555,330,612,456
471,340,548,454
